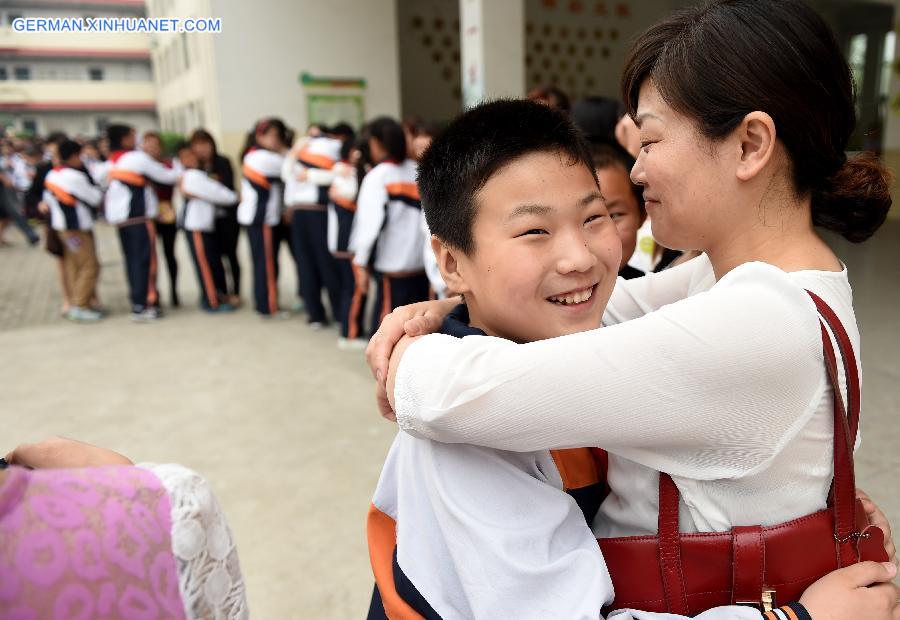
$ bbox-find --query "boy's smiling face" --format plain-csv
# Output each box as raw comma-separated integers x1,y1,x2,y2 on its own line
435,150,622,343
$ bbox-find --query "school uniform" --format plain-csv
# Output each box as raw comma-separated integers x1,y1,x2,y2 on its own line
367,305,611,619
283,137,343,324
43,166,104,309
350,159,429,335
179,168,238,311
105,150,179,315
237,148,285,315
326,161,365,340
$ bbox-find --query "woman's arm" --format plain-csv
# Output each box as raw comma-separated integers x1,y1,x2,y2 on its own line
603,252,713,326
392,264,826,480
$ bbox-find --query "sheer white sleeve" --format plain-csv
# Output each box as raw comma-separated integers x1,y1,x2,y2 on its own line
394,262,825,480
138,463,249,620
603,253,715,326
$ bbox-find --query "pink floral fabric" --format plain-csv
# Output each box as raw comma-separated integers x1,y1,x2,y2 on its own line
0,465,186,620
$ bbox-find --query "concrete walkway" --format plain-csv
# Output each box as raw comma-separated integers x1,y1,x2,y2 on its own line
1,221,898,617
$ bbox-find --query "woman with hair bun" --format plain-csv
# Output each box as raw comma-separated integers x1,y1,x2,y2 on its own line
368,0,898,617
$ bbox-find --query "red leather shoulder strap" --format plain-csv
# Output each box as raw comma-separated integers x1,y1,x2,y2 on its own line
657,473,689,614
806,290,860,444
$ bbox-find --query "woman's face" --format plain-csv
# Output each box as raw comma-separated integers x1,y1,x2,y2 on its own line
257,128,282,151
630,81,734,252
192,139,213,162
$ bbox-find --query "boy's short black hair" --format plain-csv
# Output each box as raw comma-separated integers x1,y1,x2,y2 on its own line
418,99,596,255
106,124,134,150
58,139,82,162
589,141,644,215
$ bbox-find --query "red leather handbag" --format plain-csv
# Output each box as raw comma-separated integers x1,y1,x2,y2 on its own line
598,291,888,615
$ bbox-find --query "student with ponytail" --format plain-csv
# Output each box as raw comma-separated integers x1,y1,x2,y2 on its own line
237,118,290,317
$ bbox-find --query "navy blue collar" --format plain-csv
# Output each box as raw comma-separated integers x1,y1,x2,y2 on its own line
440,304,485,338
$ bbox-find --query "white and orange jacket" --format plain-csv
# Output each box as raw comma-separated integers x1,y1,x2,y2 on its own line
349,159,426,274
282,136,343,207
237,148,285,227
178,169,238,233
103,150,179,225
43,166,104,231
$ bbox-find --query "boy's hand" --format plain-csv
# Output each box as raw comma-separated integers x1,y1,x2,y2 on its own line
365,298,459,384
6,437,133,469
858,488,897,565
799,561,899,620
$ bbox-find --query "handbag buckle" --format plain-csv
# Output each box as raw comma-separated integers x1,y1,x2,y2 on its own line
736,590,776,612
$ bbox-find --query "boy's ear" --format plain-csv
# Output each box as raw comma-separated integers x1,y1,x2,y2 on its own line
432,235,472,296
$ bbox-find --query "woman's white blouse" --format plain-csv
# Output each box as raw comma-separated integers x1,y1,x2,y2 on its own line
395,254,860,535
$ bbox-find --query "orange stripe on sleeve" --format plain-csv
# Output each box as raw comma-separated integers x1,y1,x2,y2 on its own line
783,608,800,620
297,150,336,170
44,181,78,206
366,504,424,620
385,182,420,202
332,195,357,211
242,164,271,189
550,449,601,490
109,169,147,186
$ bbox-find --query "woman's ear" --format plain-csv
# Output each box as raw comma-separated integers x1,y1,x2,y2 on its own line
432,236,472,296
735,111,777,182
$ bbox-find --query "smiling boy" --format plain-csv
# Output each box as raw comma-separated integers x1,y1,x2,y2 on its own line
366,100,623,619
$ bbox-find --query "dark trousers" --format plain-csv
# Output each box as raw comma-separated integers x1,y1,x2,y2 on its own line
371,272,429,335
290,209,341,323
156,221,179,306
118,220,158,313
246,223,280,315
0,188,39,244
214,212,241,296
186,230,227,310
336,256,367,339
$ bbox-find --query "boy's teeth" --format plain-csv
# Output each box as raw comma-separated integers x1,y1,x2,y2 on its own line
550,287,593,305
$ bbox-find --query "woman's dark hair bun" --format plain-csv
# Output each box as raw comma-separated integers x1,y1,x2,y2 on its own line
813,152,893,243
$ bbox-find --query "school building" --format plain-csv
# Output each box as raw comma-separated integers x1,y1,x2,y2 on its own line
0,0,157,137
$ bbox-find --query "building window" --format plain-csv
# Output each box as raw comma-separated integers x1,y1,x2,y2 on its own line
96,117,109,134
13,66,30,81
88,67,104,81
0,67,7,81
22,118,38,135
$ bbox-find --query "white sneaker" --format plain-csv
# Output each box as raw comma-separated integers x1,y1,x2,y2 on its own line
346,338,368,351
67,307,102,322
308,321,325,331
338,337,367,351
130,308,160,322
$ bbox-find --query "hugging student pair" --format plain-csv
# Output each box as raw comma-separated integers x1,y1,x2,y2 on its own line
366,98,896,620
